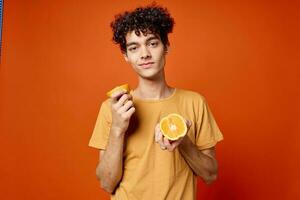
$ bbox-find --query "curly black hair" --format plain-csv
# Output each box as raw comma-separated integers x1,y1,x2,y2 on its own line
110,3,175,53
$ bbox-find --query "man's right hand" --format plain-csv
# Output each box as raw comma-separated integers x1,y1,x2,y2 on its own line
97,91,134,193
110,91,135,136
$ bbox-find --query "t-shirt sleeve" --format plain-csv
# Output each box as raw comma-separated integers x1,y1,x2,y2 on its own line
88,100,111,150
195,96,224,150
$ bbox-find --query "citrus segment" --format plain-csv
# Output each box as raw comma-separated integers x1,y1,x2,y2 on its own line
106,84,130,97
159,113,187,141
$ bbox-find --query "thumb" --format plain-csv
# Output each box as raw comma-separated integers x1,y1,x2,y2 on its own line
111,91,126,104
185,119,192,128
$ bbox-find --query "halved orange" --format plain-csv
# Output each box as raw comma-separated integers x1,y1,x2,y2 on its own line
159,113,187,141
106,84,130,97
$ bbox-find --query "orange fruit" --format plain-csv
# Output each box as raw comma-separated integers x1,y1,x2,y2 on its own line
106,84,130,97
159,113,187,141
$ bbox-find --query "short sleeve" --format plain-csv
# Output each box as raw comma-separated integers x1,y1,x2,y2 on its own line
88,100,112,150
195,97,224,150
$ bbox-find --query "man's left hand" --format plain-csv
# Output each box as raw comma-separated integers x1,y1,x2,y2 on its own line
154,119,192,152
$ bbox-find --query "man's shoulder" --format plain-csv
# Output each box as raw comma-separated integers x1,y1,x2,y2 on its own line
98,98,111,111
176,88,206,102
102,98,111,105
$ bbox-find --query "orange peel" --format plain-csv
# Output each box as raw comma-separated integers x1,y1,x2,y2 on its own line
159,113,187,141
106,84,130,98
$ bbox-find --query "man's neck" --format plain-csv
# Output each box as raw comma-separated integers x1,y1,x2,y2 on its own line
133,78,174,100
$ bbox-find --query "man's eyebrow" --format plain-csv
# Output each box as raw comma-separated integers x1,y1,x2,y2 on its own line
126,42,138,47
126,36,160,47
146,36,160,42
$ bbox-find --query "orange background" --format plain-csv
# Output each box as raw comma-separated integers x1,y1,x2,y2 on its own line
1,0,299,199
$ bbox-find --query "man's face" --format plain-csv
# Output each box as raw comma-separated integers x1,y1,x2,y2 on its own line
123,31,168,80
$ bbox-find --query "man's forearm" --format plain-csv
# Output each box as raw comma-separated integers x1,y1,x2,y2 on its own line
97,128,125,193
178,136,218,184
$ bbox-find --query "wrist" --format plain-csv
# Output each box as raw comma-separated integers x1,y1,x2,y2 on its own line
178,135,191,151
110,127,126,138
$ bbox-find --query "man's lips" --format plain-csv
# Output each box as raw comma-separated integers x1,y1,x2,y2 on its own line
139,62,154,68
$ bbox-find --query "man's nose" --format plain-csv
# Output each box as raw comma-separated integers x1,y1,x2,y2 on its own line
140,45,151,59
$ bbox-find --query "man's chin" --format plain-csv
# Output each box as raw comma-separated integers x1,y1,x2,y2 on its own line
139,73,160,80
136,68,164,80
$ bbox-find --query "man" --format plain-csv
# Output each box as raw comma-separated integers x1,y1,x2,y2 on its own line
89,3,224,200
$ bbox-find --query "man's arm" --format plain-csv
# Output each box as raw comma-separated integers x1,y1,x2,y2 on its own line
96,92,135,193
155,121,219,185
96,128,125,193
178,136,218,184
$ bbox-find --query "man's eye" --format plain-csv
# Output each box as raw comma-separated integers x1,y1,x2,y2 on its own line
150,42,158,47
129,47,137,51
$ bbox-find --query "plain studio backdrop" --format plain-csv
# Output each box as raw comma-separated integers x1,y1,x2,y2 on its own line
0,0,299,199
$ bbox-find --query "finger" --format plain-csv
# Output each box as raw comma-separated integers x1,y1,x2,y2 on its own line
155,125,167,149
160,146,167,150
157,131,165,148
170,138,182,149
128,94,132,100
111,90,127,103
119,100,134,113
124,107,135,118
185,119,192,127
115,94,130,108
154,124,160,142
157,131,163,144
163,137,172,151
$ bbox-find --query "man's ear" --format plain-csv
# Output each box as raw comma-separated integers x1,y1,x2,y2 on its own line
164,45,170,55
123,53,129,62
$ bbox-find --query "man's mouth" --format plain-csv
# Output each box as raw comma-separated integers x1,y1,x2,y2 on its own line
139,62,154,68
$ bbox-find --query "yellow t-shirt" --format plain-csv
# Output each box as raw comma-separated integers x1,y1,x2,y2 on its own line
89,88,224,200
